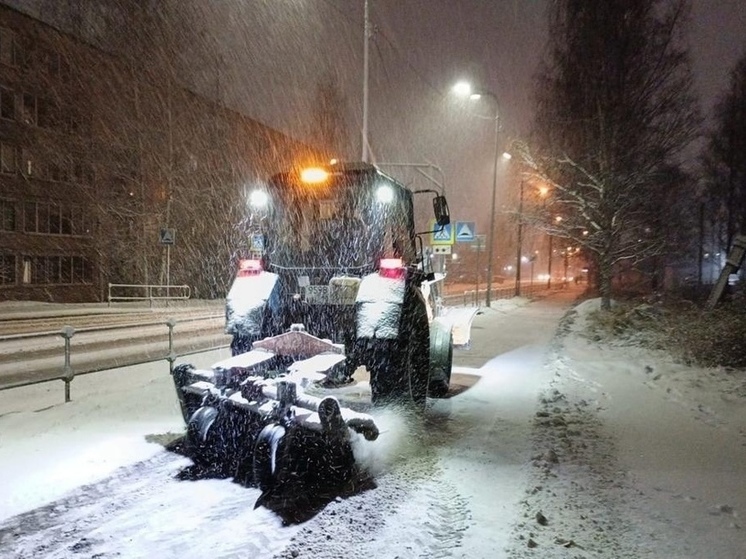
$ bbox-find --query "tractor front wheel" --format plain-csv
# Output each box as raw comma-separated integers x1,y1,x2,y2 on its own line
253,424,288,495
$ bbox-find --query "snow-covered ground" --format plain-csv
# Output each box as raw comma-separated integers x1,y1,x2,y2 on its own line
1,291,744,558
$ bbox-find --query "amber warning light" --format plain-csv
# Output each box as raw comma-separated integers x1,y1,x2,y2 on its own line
300,167,329,184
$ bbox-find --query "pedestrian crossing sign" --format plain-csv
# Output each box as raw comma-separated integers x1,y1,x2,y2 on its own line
430,221,454,245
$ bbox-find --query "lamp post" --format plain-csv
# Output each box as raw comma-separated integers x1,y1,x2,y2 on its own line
361,0,371,162
452,81,503,306
514,179,524,297
548,215,562,289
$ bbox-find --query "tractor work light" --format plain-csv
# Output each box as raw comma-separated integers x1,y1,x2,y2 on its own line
375,184,394,204
249,189,269,209
300,167,329,184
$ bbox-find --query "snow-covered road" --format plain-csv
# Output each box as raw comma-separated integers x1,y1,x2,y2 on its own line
1,287,744,558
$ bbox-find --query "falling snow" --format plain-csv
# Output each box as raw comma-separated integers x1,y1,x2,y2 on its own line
1,292,745,558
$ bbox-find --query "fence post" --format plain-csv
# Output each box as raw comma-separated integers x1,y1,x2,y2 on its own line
60,326,75,402
166,318,177,374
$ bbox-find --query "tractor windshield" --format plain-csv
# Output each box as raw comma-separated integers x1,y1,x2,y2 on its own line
262,170,415,272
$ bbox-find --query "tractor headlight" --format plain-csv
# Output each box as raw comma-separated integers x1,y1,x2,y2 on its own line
249,189,269,209
375,184,394,204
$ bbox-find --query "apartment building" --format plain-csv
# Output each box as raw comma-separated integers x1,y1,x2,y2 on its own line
0,4,319,302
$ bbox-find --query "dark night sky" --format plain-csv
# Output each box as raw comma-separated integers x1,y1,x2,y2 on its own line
5,0,746,232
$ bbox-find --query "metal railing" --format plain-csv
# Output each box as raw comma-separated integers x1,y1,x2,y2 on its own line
0,314,228,402
107,283,191,307
443,282,552,307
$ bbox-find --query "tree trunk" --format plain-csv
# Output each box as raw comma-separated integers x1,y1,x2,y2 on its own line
599,253,613,311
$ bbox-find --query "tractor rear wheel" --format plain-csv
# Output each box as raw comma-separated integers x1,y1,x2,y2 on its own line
369,290,430,409
406,298,431,409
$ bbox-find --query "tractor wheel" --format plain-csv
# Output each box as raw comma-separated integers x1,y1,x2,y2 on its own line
253,424,288,494
184,405,220,469
406,295,431,409
369,291,430,410
428,325,453,398
368,341,403,406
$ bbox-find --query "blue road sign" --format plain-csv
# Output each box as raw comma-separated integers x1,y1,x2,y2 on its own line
455,221,476,242
159,228,176,245
431,221,454,245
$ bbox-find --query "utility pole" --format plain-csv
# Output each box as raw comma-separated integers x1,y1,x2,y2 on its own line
361,0,370,162
547,235,553,289
485,112,500,306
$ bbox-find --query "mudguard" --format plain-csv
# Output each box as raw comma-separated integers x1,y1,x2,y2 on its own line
225,272,279,337
354,272,406,339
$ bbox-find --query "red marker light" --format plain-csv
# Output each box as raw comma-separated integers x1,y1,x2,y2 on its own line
237,259,263,277
379,258,406,279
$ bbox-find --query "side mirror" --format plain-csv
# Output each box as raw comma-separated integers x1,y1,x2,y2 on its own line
433,195,450,227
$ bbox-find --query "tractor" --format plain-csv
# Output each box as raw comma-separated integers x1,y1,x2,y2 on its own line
171,162,454,507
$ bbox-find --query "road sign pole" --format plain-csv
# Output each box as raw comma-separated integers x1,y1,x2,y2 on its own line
475,236,481,305
166,244,170,301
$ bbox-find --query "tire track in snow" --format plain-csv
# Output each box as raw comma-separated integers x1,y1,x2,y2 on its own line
0,450,297,559
273,412,471,559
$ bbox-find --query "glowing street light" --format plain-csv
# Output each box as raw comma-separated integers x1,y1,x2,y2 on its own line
452,80,504,306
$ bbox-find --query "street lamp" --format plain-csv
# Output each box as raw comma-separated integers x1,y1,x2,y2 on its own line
515,178,524,297
452,80,504,306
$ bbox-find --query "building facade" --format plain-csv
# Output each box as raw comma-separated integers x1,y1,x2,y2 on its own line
0,4,319,303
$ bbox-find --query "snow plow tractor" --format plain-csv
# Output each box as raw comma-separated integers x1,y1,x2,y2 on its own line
171,162,454,505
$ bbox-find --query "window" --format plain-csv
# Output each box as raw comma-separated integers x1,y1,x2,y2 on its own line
18,92,59,129
21,147,34,177
0,253,15,285
37,96,59,129
73,162,93,185
0,27,20,67
49,159,70,182
72,256,90,283
60,206,72,234
0,141,16,174
22,92,36,125
23,201,91,236
0,85,14,120
23,203,36,233
0,200,15,231
21,255,91,285
37,203,50,234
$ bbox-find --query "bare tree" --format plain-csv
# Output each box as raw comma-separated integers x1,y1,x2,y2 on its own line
702,50,746,260
522,0,700,309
